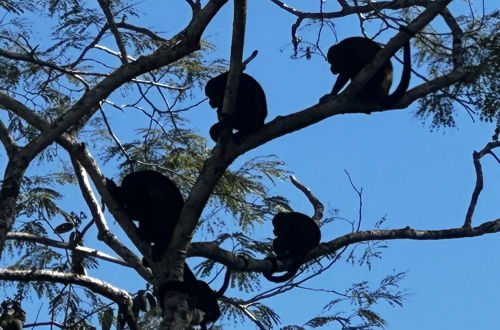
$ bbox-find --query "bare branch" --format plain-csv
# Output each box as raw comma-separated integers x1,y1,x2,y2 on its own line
98,106,135,171
115,22,168,42
6,232,129,267
270,0,433,46
219,0,247,131
270,0,432,18
344,170,363,232
290,175,324,221
96,0,128,64
464,141,500,228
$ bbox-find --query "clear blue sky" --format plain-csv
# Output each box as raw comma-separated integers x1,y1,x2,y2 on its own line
2,1,499,329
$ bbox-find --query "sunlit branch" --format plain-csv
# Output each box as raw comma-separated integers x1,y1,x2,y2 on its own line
6,232,129,267
0,269,138,329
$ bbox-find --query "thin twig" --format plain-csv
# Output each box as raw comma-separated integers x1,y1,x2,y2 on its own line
99,106,135,171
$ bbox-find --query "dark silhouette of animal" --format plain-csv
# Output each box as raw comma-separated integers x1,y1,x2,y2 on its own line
322,36,411,107
106,170,184,261
158,264,231,330
205,72,267,142
263,212,321,283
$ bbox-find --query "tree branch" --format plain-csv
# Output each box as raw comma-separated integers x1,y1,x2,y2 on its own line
188,218,500,274
0,119,18,157
6,232,129,267
96,0,128,64
6,0,229,165
220,0,247,119
0,269,138,329
0,93,150,272
464,141,500,228
290,175,324,221
69,156,152,280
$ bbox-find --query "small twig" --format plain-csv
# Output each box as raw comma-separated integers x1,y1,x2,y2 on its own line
99,105,135,171
344,170,363,232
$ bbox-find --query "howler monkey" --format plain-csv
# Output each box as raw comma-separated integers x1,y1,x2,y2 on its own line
106,170,184,261
323,36,411,107
263,212,321,283
205,72,267,142
158,264,231,330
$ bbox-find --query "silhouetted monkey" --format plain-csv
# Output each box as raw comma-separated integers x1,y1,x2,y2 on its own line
205,72,267,142
158,264,231,330
322,36,411,107
263,212,321,283
106,170,184,261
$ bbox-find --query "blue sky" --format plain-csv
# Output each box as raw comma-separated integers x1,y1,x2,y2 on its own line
2,1,499,329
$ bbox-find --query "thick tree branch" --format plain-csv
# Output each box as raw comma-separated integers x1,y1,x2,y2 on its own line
0,119,18,157
0,269,137,329
220,0,247,119
189,218,500,274
0,161,27,250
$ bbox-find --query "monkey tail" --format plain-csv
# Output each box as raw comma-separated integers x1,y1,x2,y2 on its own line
215,266,232,297
262,257,301,283
381,40,411,107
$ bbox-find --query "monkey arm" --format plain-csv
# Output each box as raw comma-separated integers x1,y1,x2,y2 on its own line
215,267,232,297
330,73,350,96
209,116,234,142
319,73,351,103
